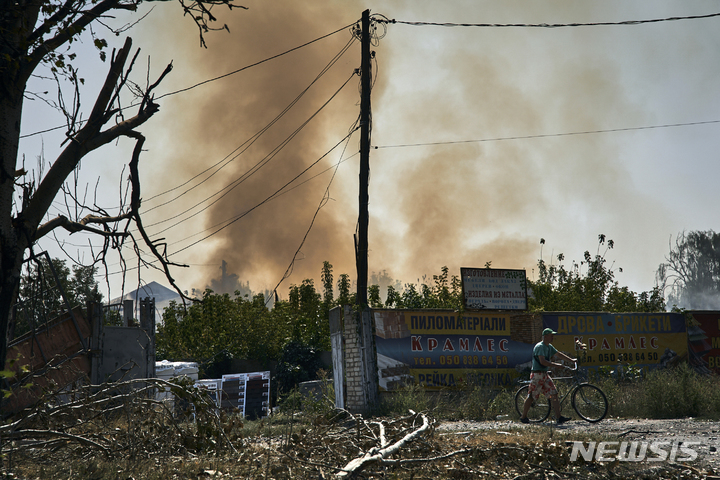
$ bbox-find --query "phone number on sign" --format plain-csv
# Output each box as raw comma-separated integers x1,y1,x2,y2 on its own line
591,352,659,363
413,355,509,366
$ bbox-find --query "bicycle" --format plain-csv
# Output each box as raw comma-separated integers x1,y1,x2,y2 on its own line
513,361,608,423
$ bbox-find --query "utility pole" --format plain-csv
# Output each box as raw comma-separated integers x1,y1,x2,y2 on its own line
357,9,371,306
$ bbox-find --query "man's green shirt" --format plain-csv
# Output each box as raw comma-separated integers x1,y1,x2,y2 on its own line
532,341,557,372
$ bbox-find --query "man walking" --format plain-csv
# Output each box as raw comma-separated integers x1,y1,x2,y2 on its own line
519,327,576,424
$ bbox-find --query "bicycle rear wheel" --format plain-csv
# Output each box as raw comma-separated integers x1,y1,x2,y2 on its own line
514,385,550,422
572,384,608,422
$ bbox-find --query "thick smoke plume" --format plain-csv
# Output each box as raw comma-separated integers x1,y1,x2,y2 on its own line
138,2,365,295
134,1,674,296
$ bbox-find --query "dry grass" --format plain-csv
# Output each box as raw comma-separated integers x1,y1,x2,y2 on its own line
3,366,719,479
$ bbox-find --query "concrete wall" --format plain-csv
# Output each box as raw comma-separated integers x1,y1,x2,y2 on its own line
90,300,155,384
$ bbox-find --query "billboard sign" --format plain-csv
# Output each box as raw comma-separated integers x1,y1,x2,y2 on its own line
541,313,687,368
686,311,720,374
461,267,527,311
373,309,533,391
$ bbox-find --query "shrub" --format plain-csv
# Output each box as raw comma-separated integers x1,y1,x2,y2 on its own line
274,340,325,394
378,383,516,421
378,362,720,421
642,363,710,418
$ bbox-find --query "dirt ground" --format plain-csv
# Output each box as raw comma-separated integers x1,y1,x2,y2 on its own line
438,417,720,472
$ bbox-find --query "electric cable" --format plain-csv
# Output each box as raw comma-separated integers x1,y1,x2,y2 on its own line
371,119,720,149
168,127,359,254
142,35,357,208
266,117,359,306
80,135,361,280
37,71,361,267
142,70,357,235
374,12,720,28
90,127,362,277
39,147,357,260
155,22,358,100
19,21,358,139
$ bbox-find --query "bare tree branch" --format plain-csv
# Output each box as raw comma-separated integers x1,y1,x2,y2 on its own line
336,413,431,477
125,130,190,304
34,212,133,240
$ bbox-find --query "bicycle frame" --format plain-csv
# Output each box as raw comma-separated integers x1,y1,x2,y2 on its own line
514,361,608,423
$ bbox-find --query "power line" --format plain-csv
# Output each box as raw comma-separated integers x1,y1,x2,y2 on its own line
169,127,359,254
143,35,357,207
37,70,360,257
267,119,357,306
142,71,358,235
94,120,361,275
156,22,358,100
36,70,361,273
19,22,358,139
375,12,720,28
372,119,720,149
87,132,360,281
40,150,361,259
42,39,358,246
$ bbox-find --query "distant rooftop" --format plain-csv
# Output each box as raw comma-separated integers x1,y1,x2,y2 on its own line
110,281,184,322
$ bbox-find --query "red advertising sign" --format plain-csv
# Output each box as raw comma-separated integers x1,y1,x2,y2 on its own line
686,311,720,374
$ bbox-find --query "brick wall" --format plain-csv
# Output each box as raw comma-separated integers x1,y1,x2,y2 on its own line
374,310,410,339
510,313,542,345
343,307,364,411
341,307,378,414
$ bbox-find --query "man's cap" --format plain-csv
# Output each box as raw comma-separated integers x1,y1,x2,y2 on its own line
542,328,557,336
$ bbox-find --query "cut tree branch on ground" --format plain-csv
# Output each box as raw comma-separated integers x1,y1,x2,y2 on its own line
336,412,431,477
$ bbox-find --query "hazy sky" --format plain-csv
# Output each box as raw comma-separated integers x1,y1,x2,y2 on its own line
19,1,720,302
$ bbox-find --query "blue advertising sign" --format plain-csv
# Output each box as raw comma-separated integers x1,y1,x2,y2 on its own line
542,313,687,368
374,309,533,390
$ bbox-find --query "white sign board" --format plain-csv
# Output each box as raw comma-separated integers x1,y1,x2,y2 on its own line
461,267,527,311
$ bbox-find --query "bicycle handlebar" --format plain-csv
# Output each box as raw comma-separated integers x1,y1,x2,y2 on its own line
559,361,578,371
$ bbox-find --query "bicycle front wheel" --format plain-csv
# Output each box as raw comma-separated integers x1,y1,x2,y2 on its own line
572,384,608,423
515,385,550,423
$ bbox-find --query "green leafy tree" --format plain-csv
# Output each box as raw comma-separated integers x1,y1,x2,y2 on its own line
158,290,287,363
368,284,383,308
657,230,720,309
321,261,335,316
13,256,103,337
337,273,353,306
383,266,463,310
159,262,341,365
285,279,329,351
529,235,665,312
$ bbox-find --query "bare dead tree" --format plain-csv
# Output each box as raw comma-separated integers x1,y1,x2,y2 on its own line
0,0,245,370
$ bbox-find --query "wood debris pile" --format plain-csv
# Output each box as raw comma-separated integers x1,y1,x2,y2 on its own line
265,410,711,479
1,382,715,479
1,377,235,461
